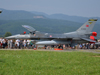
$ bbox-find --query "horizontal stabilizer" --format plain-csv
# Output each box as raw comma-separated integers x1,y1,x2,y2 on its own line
82,38,96,43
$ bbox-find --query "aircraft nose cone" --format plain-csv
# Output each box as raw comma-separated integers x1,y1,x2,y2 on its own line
5,34,31,39
5,35,16,39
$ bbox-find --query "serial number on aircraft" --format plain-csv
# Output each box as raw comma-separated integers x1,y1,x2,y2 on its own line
81,28,86,30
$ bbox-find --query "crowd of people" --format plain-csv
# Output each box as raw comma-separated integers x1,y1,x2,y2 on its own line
0,38,100,49
45,43,100,50
0,38,36,49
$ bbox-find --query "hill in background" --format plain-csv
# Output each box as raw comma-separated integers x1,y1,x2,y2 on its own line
0,8,100,38
0,8,100,23
0,8,45,20
31,11,100,24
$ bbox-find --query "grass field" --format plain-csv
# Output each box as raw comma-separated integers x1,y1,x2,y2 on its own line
0,50,100,75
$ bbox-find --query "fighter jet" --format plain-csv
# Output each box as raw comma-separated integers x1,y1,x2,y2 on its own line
6,19,98,47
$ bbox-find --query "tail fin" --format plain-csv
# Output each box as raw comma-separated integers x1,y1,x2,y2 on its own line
77,19,97,34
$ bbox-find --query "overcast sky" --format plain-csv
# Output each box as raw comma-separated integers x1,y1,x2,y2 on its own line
0,0,100,17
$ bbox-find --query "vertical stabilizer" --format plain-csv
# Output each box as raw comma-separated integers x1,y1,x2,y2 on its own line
77,19,97,34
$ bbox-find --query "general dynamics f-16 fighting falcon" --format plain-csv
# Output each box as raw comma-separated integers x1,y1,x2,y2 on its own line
6,19,98,47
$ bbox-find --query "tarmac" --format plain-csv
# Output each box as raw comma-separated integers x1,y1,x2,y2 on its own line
0,49,100,54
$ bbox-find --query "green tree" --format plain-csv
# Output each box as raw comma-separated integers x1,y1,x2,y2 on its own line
4,32,12,37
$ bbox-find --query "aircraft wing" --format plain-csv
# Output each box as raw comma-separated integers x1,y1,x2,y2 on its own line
81,38,96,43
22,25,36,32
